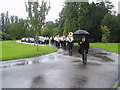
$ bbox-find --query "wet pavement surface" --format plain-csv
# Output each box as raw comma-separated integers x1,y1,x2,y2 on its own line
0,42,119,88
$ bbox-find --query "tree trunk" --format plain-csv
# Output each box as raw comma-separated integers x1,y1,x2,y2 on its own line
14,38,16,43
34,37,36,46
36,32,39,51
36,38,39,51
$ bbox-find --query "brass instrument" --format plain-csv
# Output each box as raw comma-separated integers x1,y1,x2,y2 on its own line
68,32,73,36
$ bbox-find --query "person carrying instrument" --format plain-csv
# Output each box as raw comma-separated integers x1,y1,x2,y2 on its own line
67,32,74,56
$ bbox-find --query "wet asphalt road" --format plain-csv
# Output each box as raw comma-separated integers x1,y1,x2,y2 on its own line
0,44,119,88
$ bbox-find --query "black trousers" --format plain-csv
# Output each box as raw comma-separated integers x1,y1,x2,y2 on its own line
68,42,73,56
63,41,66,49
82,50,87,63
57,42,60,48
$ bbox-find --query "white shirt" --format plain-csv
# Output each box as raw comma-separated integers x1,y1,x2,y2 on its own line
82,38,85,42
67,37,73,42
54,37,57,41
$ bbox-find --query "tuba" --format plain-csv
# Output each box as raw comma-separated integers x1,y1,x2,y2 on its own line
68,32,73,36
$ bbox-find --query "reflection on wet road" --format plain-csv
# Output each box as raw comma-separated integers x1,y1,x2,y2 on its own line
0,46,119,88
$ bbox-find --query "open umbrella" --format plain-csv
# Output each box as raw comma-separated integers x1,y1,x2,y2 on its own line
74,30,89,35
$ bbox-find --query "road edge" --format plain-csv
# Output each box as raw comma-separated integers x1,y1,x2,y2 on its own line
112,80,118,89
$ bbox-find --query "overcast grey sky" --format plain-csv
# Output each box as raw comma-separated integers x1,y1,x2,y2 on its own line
0,0,119,22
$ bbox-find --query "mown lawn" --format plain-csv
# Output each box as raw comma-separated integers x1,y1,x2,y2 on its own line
74,43,119,53
118,82,120,86
0,41,58,61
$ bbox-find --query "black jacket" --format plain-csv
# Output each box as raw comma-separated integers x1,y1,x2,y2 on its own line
78,38,89,54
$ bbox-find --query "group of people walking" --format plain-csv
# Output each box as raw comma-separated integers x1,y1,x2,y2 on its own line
43,37,49,44
50,33,74,55
43,32,89,65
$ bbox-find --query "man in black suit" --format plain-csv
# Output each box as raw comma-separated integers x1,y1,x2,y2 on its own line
78,35,89,64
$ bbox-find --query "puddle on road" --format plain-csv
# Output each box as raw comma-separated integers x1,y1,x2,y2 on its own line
89,49,113,62
1,53,58,69
31,74,88,88
73,62,102,70
31,76,45,88
97,53,108,55
62,46,113,62
1,59,42,69
72,76,87,88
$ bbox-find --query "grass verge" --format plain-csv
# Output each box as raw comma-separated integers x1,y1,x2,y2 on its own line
1,41,58,61
118,82,120,87
74,43,119,53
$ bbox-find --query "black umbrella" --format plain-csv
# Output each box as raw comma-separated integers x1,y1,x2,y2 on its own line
74,30,89,35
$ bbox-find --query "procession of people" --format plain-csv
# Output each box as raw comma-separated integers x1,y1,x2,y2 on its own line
49,32,74,53
40,30,89,65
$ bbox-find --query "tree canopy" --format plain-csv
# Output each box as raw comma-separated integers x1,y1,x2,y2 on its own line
0,1,119,43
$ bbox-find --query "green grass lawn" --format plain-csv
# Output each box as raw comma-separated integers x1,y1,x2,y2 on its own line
118,82,120,86
74,43,119,53
0,41,58,61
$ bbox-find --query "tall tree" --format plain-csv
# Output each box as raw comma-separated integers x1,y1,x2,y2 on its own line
10,16,14,24
17,19,28,38
118,14,120,43
25,0,50,50
96,0,114,13
1,13,5,32
58,7,66,35
41,21,59,36
101,25,110,43
4,11,10,33
101,13,119,42
61,2,83,35
58,1,116,42
8,23,19,40
80,2,108,41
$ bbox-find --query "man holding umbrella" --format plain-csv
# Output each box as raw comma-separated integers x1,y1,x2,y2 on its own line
74,30,90,65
